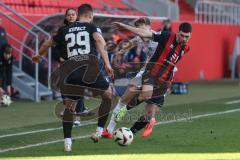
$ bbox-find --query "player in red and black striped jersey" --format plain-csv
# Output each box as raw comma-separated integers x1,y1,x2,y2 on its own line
112,21,192,136
143,28,190,84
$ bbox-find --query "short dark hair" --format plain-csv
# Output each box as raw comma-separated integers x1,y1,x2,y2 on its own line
134,17,151,27
78,4,93,16
3,44,12,54
179,22,192,33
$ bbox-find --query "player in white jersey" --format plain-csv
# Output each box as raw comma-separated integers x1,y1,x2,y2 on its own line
102,17,163,138
127,33,158,88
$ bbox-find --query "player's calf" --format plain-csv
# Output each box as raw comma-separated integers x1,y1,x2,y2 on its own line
62,98,76,151
130,115,150,134
90,86,113,143
63,99,77,113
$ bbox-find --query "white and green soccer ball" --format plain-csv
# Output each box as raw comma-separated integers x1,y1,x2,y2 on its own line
1,95,12,106
113,127,134,146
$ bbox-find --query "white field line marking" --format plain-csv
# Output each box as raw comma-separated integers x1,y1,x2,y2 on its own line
157,108,240,125
0,121,96,139
1,108,240,153
0,135,90,153
0,127,62,139
225,99,240,105
1,99,238,139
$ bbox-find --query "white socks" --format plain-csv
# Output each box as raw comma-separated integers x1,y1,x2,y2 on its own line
95,99,126,135
113,99,127,114
107,99,127,133
64,138,72,145
107,119,117,134
96,126,103,135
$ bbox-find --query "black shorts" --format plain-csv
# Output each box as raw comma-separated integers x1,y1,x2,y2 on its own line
142,71,156,86
62,67,109,100
67,67,109,89
145,85,168,107
143,73,170,107
146,95,165,107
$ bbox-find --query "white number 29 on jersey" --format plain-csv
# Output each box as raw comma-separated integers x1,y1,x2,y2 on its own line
65,31,90,58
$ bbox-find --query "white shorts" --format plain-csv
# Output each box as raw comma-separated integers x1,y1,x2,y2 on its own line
129,70,144,87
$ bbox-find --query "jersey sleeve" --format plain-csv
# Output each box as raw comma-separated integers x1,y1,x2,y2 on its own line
90,24,102,34
130,36,141,46
152,31,171,43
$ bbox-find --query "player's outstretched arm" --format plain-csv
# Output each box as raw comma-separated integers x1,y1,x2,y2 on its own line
117,38,138,55
32,39,54,63
112,22,152,38
93,32,114,78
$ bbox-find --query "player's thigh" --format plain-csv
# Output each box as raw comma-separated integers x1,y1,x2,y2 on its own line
102,86,113,100
121,84,139,104
153,79,171,97
139,84,153,101
140,71,155,100
63,98,78,113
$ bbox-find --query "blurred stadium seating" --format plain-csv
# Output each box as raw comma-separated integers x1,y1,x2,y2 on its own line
1,0,146,15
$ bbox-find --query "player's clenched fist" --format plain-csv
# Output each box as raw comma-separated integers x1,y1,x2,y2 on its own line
32,55,42,63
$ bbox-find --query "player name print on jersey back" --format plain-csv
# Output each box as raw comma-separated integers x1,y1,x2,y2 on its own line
53,21,101,59
68,26,86,32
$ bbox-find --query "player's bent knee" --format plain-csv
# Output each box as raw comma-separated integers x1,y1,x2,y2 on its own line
63,99,77,113
138,94,151,101
102,87,113,100
128,84,137,92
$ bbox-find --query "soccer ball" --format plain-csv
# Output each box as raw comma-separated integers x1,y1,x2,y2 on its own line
1,95,12,106
113,127,134,146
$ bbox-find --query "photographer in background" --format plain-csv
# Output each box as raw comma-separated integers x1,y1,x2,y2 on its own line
0,18,8,56
0,44,13,97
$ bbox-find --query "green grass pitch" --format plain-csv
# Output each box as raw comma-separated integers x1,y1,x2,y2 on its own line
0,80,240,160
